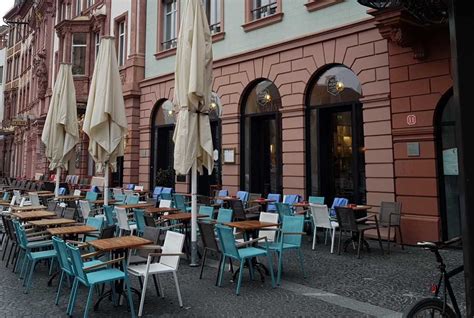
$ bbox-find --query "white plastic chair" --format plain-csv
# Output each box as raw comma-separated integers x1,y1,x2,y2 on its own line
28,192,40,206
73,189,82,196
159,199,172,208
258,212,279,242
309,203,339,253
128,231,185,317
116,207,137,236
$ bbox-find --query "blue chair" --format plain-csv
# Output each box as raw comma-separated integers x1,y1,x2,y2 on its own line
330,197,349,218
84,217,104,241
65,242,136,317
216,208,233,223
283,194,300,205
152,186,163,200
215,189,229,206
51,236,104,307
58,187,67,195
267,215,306,285
160,187,173,200
127,184,135,190
2,191,10,201
133,209,146,236
266,193,281,212
275,202,294,222
114,193,126,204
199,205,214,221
309,196,325,204
12,220,56,294
85,191,99,202
174,194,191,212
125,195,139,205
236,191,249,205
103,205,116,227
215,225,275,295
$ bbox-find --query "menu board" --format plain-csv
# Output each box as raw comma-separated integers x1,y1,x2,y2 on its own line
443,148,459,176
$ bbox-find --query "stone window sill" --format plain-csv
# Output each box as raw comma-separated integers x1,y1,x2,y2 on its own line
305,0,343,12
242,12,284,33
212,32,225,43
154,47,177,60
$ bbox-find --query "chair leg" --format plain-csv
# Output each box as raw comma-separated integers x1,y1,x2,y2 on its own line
55,271,65,305
67,278,79,316
376,225,384,255
247,258,254,281
324,228,328,245
218,255,226,287
277,251,283,285
215,253,223,286
297,249,306,279
312,225,317,250
172,271,183,307
236,260,244,295
24,260,36,294
266,252,276,288
387,226,391,254
398,226,405,250
337,230,342,255
330,228,336,254
1,237,9,260
84,286,95,318
152,274,160,296
199,248,208,279
357,232,363,259
138,274,149,317
124,275,137,318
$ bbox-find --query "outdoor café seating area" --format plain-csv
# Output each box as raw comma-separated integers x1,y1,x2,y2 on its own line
0,176,405,317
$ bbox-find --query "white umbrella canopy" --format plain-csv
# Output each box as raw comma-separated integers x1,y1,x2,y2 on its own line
41,63,79,197
173,0,214,266
83,37,128,205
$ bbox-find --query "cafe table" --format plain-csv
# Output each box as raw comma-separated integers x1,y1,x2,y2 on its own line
47,225,97,236
11,210,56,221
144,207,180,215
55,195,83,202
28,218,76,227
115,203,154,209
224,220,279,281
10,205,46,212
0,199,11,205
340,205,373,252
88,236,152,310
250,198,276,211
90,199,117,206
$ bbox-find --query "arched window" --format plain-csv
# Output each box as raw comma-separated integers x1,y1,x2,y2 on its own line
306,65,365,204
241,79,282,196
150,99,176,189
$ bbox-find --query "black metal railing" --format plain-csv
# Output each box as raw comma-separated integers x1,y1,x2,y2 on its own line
161,37,177,50
251,1,278,20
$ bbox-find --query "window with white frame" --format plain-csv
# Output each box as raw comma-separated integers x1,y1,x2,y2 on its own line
204,0,221,34
118,21,126,66
75,0,82,16
94,32,100,59
71,33,87,75
162,0,178,50
251,0,278,20
87,0,94,7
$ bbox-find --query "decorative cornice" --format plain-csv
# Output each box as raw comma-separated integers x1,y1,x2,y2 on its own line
392,126,435,142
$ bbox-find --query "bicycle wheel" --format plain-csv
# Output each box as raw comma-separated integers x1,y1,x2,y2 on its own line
404,298,457,318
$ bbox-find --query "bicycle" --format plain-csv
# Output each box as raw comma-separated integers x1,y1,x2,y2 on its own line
403,236,463,318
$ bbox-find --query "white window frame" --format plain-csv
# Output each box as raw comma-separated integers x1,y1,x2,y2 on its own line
162,0,178,50
94,32,100,59
71,33,87,75
76,0,82,16
118,21,126,66
204,0,221,34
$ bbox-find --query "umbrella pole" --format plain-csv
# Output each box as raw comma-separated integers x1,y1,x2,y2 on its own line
55,167,60,199
190,160,199,266
104,162,109,206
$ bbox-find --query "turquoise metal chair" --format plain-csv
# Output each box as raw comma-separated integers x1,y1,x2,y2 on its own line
133,209,146,236
113,193,126,204
216,208,233,223
66,242,136,318
103,205,116,227
84,216,104,242
215,189,229,206
275,202,294,222
12,220,56,294
2,191,10,201
85,191,98,202
174,194,191,212
125,195,139,205
215,225,275,295
160,187,173,200
152,186,163,200
309,196,325,204
199,205,214,221
267,215,306,285
266,193,281,212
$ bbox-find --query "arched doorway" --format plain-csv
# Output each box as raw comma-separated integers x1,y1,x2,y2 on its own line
436,91,461,240
241,79,282,196
150,99,176,189
197,92,222,196
305,65,366,204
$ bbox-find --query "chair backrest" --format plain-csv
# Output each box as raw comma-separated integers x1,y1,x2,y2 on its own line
19,197,28,207
230,199,246,221
125,194,139,205
236,191,249,203
215,189,229,205
79,200,91,219
63,207,76,220
2,192,10,201
99,225,117,239
258,212,279,242
12,220,28,249
137,226,161,258
275,202,293,221
266,193,281,212
309,196,325,204
124,189,134,197
330,197,349,217
283,194,300,205
215,225,239,259
133,209,146,234
216,208,233,223
13,191,21,204
159,230,185,270
159,199,172,208
58,187,67,195
127,184,135,190
73,189,82,196
112,188,123,196
85,191,99,201
281,215,305,246
114,193,126,203
28,193,40,206
379,201,402,226
46,200,57,211
152,186,163,200
144,214,156,227
86,216,104,230
115,207,131,231
66,242,88,285
52,236,73,275
199,205,214,220
103,205,116,226
198,221,219,251
173,194,187,212
309,204,332,229
134,185,144,191
335,206,358,232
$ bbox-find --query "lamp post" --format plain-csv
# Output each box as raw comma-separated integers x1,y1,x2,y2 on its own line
357,0,474,315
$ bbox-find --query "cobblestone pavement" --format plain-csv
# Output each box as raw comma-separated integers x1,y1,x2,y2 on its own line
0,234,465,317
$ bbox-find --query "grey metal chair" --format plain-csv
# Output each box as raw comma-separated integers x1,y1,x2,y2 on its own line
377,201,404,254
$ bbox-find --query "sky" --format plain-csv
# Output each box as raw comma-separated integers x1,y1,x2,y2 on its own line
0,0,15,26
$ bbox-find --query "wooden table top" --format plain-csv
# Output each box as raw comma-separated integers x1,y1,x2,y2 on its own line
0,200,11,205
29,218,76,227
56,195,84,201
176,193,192,197
90,199,117,205
11,210,56,220
47,225,97,236
36,191,54,194
11,205,46,211
250,199,276,204
115,203,155,209
145,207,181,214
345,205,372,211
215,196,239,201
293,202,309,208
162,213,208,222
36,193,55,197
88,236,152,251
225,220,279,231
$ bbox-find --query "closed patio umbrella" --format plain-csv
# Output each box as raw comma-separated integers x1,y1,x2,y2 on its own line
173,0,214,265
83,37,128,206
41,63,79,198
